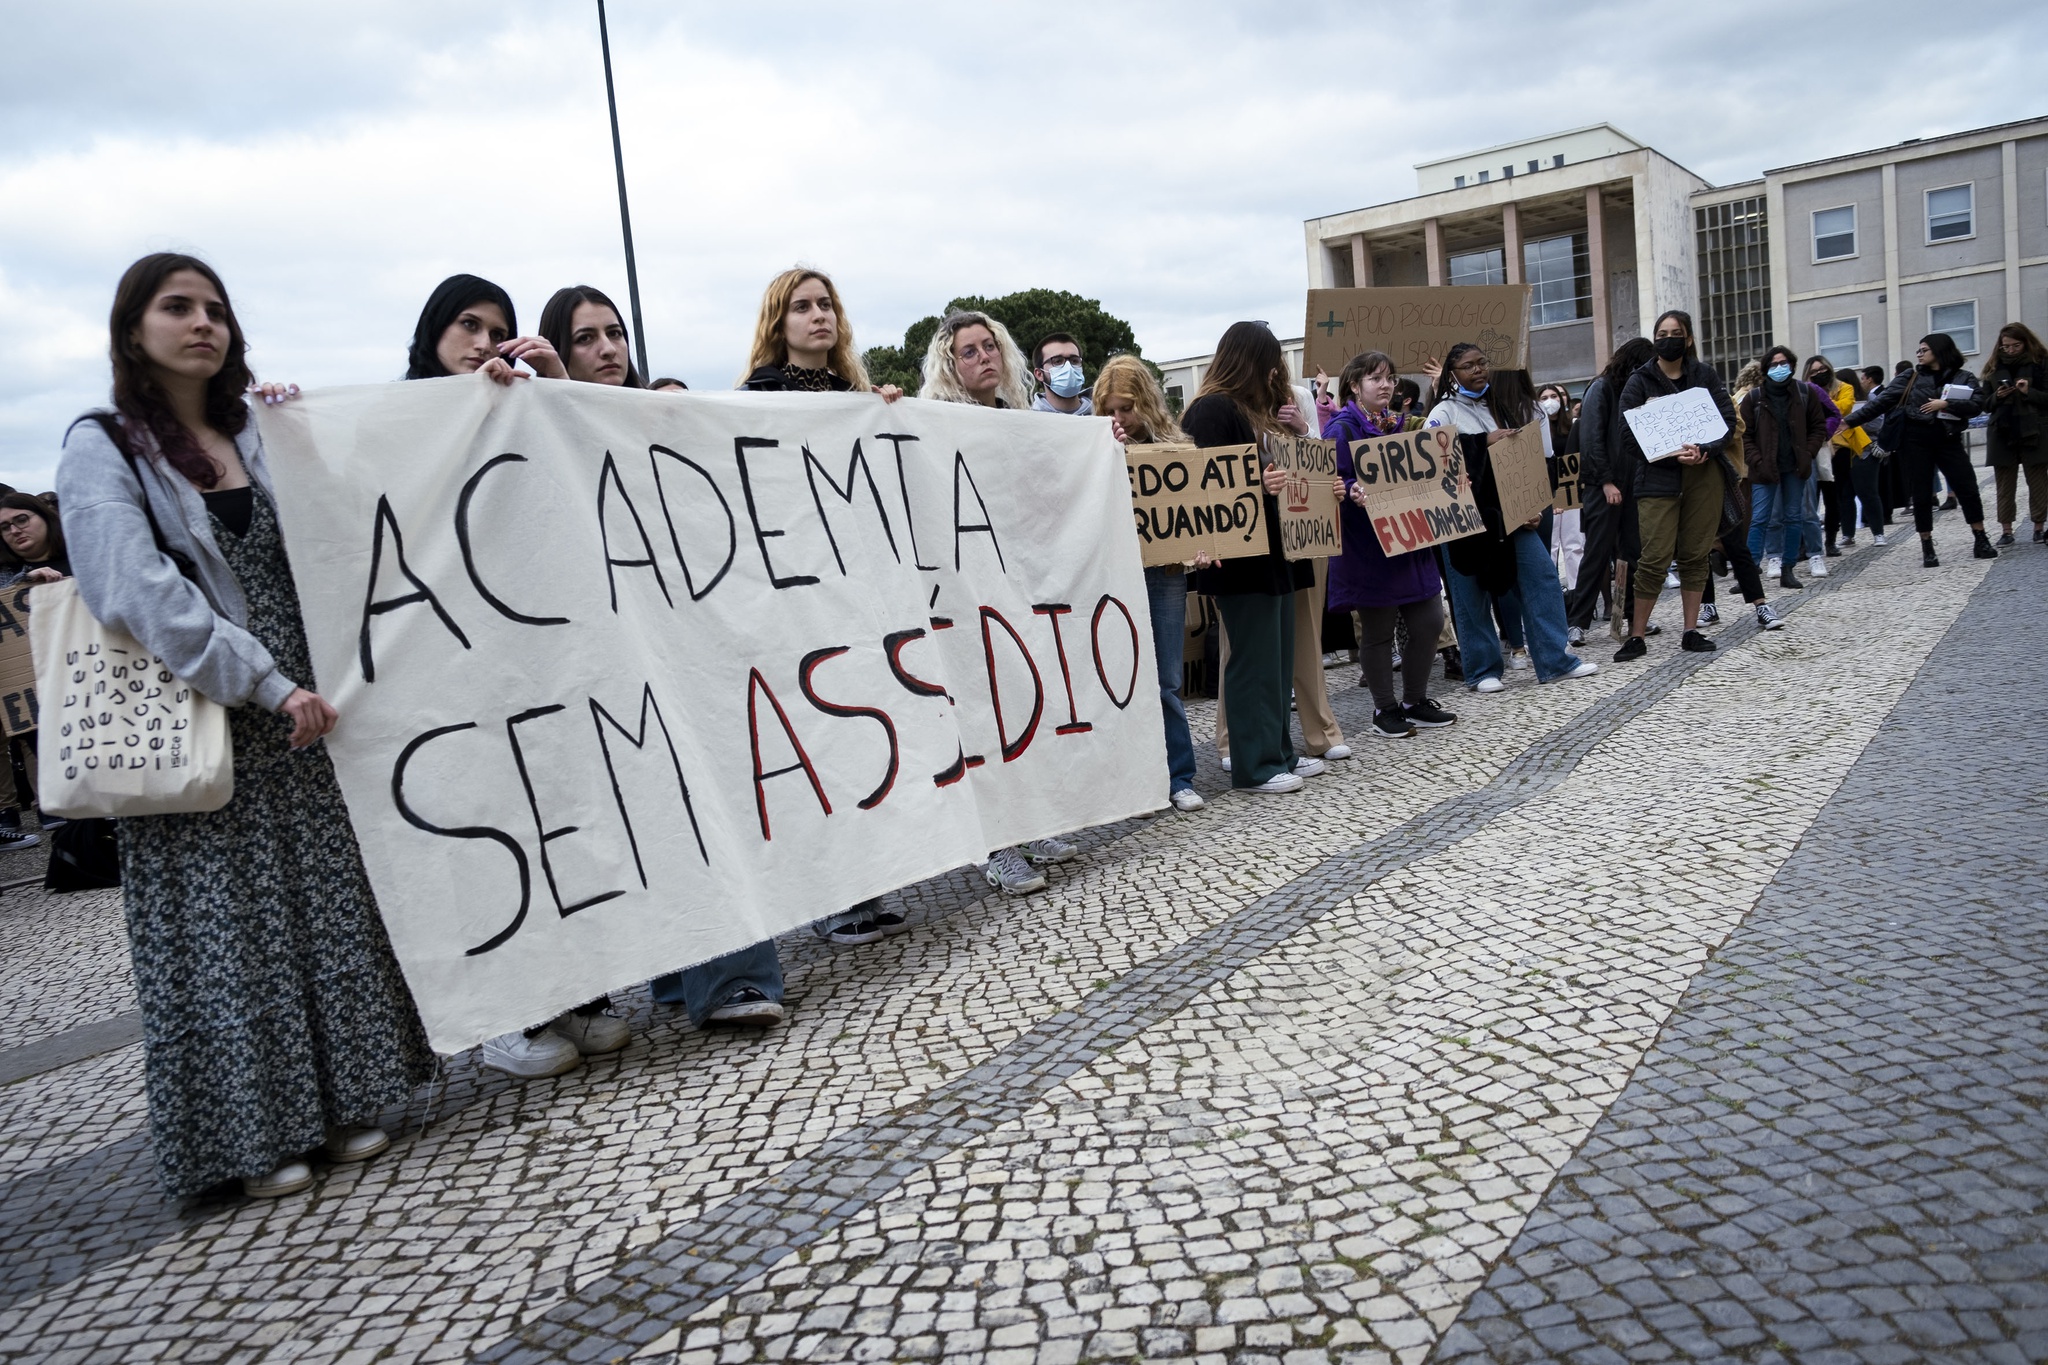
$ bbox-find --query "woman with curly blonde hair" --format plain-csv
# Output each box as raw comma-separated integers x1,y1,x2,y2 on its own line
739,267,897,396
919,310,1034,409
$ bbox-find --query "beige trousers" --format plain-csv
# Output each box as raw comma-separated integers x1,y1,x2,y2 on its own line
1215,559,1344,758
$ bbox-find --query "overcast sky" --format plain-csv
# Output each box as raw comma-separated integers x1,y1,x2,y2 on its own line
1,1,2033,488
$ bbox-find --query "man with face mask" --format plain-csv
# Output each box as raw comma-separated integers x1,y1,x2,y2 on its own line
1031,333,1092,414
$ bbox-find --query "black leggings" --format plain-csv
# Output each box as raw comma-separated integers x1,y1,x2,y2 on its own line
1358,598,1447,709
1901,436,1983,534
1820,453,1858,542
1702,531,1766,606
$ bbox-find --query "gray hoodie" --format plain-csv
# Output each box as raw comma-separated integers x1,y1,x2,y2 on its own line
55,413,296,712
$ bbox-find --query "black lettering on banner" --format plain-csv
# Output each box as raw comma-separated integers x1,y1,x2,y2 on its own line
1032,603,1092,736
1091,593,1140,710
589,684,709,887
505,705,625,917
878,433,939,572
953,452,1006,572
798,646,899,809
804,439,900,572
358,494,472,683
597,450,672,612
735,436,820,590
887,623,975,786
747,667,832,839
456,454,569,627
390,722,531,956
979,607,1043,762
650,444,737,601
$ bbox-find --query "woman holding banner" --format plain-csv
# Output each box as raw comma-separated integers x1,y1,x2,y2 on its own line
1424,346,1595,692
1325,352,1456,739
59,253,434,1200
538,285,648,389
404,274,566,383
1096,356,1203,810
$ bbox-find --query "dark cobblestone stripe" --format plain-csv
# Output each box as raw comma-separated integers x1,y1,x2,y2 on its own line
0,1011,143,1088
480,543,1905,1363
1431,544,2048,1365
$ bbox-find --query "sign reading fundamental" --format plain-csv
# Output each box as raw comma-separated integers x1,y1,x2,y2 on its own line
1265,433,1342,560
1348,426,1485,554
1125,443,1264,568
1305,285,1532,377
260,381,1166,1053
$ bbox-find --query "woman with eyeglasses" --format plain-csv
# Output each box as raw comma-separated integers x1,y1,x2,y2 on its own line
0,494,69,849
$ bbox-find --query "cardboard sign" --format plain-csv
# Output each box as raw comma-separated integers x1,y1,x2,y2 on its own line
1350,426,1485,554
1125,443,1266,568
1305,285,1532,379
1624,387,1728,461
0,581,38,735
1266,433,1342,561
1552,447,1582,512
1490,420,1553,530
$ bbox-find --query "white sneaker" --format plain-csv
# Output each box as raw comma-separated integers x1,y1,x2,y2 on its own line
1807,555,1828,578
1219,755,1231,773
1558,661,1599,680
550,1010,630,1055
481,1029,583,1078
320,1126,390,1164
1322,744,1352,761
1170,788,1205,812
1249,772,1304,794
1872,532,1888,546
1762,555,1781,578
983,847,1047,895
244,1159,314,1199
1293,756,1326,778
1024,836,1077,864
1505,648,1532,671
1474,676,1506,693
1663,569,1681,591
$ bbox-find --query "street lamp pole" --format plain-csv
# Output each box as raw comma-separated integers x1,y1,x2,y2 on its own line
596,0,650,382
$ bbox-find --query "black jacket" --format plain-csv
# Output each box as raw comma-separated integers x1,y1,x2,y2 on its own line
1980,360,2048,467
741,364,853,392
1184,395,1313,598
1575,374,1630,494
1615,357,1739,503
1843,367,1981,452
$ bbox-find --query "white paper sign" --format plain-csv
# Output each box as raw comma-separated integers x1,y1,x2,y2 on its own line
1623,387,1729,462
259,379,1164,1052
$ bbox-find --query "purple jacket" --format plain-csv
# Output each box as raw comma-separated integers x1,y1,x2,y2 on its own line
1325,403,1443,611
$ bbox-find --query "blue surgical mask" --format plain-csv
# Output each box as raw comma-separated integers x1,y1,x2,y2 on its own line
1045,361,1085,399
1767,364,1792,383
1456,382,1490,400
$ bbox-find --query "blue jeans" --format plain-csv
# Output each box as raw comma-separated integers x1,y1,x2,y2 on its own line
1444,528,1583,685
650,939,784,1028
1145,567,1197,794
1749,479,1794,561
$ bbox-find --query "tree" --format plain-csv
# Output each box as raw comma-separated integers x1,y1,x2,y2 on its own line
862,289,1146,397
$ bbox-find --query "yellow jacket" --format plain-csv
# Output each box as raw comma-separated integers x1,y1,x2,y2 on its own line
1829,379,1869,455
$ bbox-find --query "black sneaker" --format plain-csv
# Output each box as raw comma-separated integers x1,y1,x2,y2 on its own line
872,911,910,936
0,826,40,851
1922,542,1941,567
1974,532,1999,560
1369,707,1415,739
1613,636,1647,662
814,917,884,946
1403,698,1458,728
1941,495,1959,511
1440,647,1463,682
1825,541,1842,558
1682,629,1716,653
1779,568,1804,589
1997,531,2016,547
2034,524,2046,544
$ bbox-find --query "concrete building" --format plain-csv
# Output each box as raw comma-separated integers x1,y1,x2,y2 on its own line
1157,117,2048,403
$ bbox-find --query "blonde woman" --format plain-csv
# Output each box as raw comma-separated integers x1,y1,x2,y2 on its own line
918,308,1072,891
739,267,900,399
1096,356,1201,811
919,311,1034,409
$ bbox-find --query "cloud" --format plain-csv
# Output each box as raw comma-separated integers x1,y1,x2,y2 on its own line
2,1,2033,489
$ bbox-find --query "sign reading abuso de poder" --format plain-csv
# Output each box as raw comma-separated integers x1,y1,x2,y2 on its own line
1305,285,1532,378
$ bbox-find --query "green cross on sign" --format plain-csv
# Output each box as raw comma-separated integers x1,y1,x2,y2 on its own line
1317,311,1342,337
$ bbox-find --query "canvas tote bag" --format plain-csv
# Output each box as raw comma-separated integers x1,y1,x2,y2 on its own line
31,577,234,817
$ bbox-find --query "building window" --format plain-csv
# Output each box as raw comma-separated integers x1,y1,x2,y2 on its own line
1925,184,1974,242
1552,154,1564,168
1928,300,1978,354
1454,175,1466,189
1524,233,1591,326
1812,205,1856,261
1527,160,1538,174
1447,248,1505,287
1501,165,1514,179
1694,196,1771,382
1815,318,1861,368
1477,169,1489,183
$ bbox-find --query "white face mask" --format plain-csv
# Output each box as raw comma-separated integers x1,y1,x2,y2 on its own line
1540,397,1562,417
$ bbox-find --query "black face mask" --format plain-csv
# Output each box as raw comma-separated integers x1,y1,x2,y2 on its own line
1918,361,1939,374
1654,336,1687,362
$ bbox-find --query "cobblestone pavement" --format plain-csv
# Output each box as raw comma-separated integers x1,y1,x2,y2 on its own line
0,503,2036,1365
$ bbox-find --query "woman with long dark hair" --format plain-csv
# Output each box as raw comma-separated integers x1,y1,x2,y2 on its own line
538,285,646,389
1980,322,2048,545
57,253,432,1200
1424,344,1596,691
1839,332,1995,566
403,274,564,382
1565,338,1656,644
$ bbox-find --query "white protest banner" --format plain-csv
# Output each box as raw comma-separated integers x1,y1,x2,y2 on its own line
1489,419,1552,530
1125,442,1265,568
259,379,1164,1053
1349,426,1486,554
1265,433,1342,560
1623,387,1728,462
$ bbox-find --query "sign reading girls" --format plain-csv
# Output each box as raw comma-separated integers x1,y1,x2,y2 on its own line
1348,426,1485,554
260,381,1163,1052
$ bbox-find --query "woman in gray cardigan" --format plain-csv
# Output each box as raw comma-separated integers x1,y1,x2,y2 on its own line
57,253,432,1202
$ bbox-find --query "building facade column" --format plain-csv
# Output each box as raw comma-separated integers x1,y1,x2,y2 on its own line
2003,140,2022,328
1424,218,1445,286
1350,234,1372,288
1502,202,1523,285
1585,185,1611,369
1881,163,1902,364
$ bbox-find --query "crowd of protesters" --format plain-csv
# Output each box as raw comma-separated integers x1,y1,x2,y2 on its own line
13,250,2031,1204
